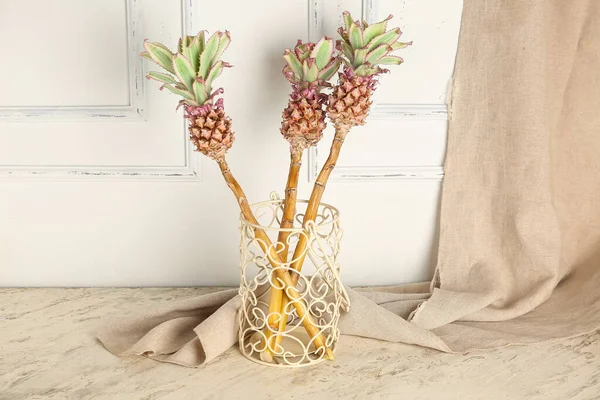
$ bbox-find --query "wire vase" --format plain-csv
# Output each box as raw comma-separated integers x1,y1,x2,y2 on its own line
238,193,350,367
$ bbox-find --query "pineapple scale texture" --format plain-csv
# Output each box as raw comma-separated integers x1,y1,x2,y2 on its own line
185,102,234,160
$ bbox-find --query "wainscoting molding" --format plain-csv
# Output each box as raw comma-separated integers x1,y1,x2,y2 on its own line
0,0,145,122
0,0,201,181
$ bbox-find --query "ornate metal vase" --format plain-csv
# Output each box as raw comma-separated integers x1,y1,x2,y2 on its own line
238,194,349,367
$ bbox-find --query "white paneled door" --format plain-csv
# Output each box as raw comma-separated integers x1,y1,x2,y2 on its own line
0,0,463,286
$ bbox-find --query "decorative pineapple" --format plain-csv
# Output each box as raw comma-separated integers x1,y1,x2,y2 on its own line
280,38,340,153
141,31,234,160
328,12,411,129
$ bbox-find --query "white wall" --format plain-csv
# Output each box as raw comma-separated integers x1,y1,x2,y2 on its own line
0,0,462,287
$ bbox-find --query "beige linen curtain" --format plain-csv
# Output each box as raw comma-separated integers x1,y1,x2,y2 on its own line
99,0,600,366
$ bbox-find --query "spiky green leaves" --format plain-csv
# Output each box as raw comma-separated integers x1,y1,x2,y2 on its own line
212,33,231,70
192,80,208,104
312,37,335,69
147,72,178,85
362,15,392,44
173,54,196,90
141,30,231,107
142,42,176,74
347,23,363,49
283,51,303,78
161,83,195,101
282,37,340,87
199,33,219,79
337,11,411,76
182,33,203,72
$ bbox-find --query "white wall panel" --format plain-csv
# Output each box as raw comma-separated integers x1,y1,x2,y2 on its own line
0,0,195,178
0,0,144,120
0,0,129,107
374,0,463,104
329,120,447,167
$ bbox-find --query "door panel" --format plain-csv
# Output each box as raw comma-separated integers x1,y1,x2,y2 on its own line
0,0,130,107
374,0,463,104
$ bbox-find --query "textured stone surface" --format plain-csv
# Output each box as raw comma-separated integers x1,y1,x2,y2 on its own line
1,288,599,399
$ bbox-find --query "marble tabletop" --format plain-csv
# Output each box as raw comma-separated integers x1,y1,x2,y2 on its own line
1,287,599,400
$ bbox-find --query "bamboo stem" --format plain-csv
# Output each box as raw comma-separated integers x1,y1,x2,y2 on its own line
266,150,302,329
287,125,350,283
279,150,303,248
263,150,302,358
216,158,333,360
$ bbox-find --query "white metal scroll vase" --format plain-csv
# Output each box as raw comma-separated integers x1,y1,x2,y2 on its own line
238,194,350,367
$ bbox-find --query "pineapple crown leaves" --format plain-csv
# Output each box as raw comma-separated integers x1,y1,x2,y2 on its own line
141,30,232,108
282,37,341,90
337,11,412,77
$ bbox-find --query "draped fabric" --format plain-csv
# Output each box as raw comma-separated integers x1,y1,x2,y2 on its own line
99,0,600,366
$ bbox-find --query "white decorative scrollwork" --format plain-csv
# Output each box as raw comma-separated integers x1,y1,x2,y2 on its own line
238,197,349,367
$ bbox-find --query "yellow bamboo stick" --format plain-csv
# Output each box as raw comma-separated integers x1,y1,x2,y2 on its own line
266,150,302,329
287,125,349,283
263,150,302,359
